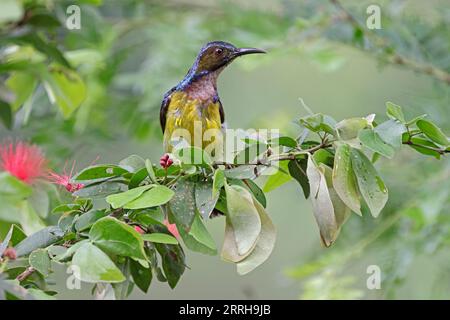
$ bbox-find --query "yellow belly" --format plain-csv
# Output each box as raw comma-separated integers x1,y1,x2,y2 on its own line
163,91,222,153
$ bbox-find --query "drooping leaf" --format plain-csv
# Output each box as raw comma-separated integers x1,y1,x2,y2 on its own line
195,180,219,219
123,185,174,209
230,179,267,208
176,213,216,255
130,259,152,293
332,143,361,215
288,158,310,199
168,179,197,232
89,217,146,260
306,156,338,247
236,199,276,275
224,183,261,256
154,243,185,289
72,242,125,283
351,148,388,218
416,119,449,146
269,136,297,148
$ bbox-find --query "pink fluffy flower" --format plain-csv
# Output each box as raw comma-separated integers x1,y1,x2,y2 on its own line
48,161,84,193
0,141,47,184
164,219,180,238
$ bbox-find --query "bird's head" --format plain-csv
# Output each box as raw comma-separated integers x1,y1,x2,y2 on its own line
192,41,266,76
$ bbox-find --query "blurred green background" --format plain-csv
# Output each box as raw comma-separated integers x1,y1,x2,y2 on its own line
0,0,449,299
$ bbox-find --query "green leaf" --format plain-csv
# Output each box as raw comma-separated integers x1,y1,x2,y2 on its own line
168,179,197,232
123,185,174,209
18,201,46,235
29,249,51,277
12,34,70,68
312,149,334,166
386,102,405,123
374,120,406,149
406,114,427,126
195,181,219,219
106,185,152,209
358,129,395,159
0,100,12,129
9,225,26,246
212,169,225,198
112,259,134,300
129,168,149,189
224,183,261,256
351,148,388,218
119,155,145,173
236,199,276,275
142,233,178,245
130,259,152,293
263,160,292,193
15,226,64,257
72,242,125,283
177,213,216,255
89,217,146,260
154,243,185,289
306,156,338,247
230,179,267,208
0,225,14,256
145,159,157,183
269,136,297,148
73,165,128,181
416,119,449,146
336,117,370,140
52,239,89,262
5,72,38,111
407,137,442,159
332,144,361,215
288,158,310,199
321,164,351,228
299,114,323,132
73,181,124,198
43,65,86,118
74,209,109,232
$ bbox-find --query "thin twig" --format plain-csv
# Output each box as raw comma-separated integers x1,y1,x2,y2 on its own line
16,267,35,282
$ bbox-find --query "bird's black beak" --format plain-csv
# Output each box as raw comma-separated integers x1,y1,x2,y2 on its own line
234,47,267,57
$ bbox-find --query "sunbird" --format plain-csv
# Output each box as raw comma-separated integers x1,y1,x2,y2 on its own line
160,41,266,153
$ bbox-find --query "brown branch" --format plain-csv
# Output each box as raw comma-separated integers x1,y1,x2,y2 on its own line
16,267,35,282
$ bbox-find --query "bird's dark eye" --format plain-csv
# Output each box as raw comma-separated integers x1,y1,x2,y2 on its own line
215,48,224,55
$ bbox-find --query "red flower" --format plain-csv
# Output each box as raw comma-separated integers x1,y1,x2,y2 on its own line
134,226,145,234
48,161,84,193
160,154,173,169
164,219,180,238
0,141,47,184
